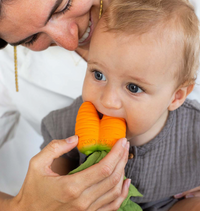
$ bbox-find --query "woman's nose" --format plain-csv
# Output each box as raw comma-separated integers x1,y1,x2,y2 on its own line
100,86,122,110
48,21,79,50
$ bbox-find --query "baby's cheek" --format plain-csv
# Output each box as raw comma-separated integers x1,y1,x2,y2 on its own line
82,80,88,100
125,120,144,138
81,86,89,102
82,78,96,102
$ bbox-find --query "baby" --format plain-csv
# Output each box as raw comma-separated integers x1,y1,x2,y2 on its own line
41,0,200,210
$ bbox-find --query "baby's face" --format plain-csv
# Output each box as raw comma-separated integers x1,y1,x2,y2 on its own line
82,21,180,146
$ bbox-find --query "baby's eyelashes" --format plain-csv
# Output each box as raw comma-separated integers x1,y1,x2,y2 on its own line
93,70,106,81
126,83,144,93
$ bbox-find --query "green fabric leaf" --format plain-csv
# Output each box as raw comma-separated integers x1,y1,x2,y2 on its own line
69,151,143,211
118,199,143,211
69,151,107,174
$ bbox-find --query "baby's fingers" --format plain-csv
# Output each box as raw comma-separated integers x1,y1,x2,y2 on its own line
184,191,200,198
174,186,200,199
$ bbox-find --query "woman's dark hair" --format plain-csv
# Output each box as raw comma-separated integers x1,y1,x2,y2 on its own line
0,38,7,49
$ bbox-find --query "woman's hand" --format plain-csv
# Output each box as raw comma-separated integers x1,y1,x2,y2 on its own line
174,186,200,199
8,136,129,211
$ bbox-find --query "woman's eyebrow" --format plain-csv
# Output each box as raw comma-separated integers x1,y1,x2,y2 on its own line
9,0,63,46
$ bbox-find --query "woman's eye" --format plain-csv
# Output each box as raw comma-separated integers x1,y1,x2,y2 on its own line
24,34,38,46
56,0,72,15
127,83,143,93
94,71,106,81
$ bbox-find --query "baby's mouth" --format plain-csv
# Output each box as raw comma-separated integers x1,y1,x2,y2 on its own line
97,110,103,119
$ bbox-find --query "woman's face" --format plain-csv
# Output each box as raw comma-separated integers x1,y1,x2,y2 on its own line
0,0,102,51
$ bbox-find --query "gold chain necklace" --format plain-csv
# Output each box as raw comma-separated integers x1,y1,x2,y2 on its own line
14,0,103,92
99,0,103,19
14,46,18,92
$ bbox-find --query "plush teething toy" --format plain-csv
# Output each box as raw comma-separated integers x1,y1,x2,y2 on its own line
69,102,143,211
75,101,126,155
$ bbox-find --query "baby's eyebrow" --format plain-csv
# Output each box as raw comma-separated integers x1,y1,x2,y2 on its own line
128,75,154,86
88,60,104,67
87,60,108,71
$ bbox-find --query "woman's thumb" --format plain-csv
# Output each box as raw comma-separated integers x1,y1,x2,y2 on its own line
32,135,78,174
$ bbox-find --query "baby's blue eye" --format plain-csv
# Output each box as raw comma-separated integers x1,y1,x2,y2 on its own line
127,83,143,93
94,71,106,81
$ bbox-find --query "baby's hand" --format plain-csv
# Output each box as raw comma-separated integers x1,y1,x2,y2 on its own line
174,186,200,199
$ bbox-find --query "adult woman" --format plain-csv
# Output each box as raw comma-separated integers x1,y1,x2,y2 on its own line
0,0,200,210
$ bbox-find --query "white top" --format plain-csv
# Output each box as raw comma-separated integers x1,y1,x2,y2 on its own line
0,45,87,195
0,0,200,196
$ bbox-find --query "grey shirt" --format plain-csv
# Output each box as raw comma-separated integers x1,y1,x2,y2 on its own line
41,96,200,211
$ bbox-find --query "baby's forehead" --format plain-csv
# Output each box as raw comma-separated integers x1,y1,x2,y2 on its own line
101,20,182,54
93,17,181,59
91,22,182,82
99,13,181,43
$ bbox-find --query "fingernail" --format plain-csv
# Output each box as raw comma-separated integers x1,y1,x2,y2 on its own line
127,179,131,188
174,193,183,198
66,135,78,143
126,142,130,151
121,138,127,148
186,194,194,198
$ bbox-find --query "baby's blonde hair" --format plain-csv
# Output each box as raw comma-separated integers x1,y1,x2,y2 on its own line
104,0,200,87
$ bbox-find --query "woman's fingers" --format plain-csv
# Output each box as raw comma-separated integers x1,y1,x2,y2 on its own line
88,174,125,211
89,173,130,211
31,136,78,175
57,138,129,210
97,178,131,211
174,186,200,199
69,138,129,193
74,140,129,210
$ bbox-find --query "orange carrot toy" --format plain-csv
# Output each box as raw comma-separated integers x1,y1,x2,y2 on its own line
75,101,126,155
71,102,143,211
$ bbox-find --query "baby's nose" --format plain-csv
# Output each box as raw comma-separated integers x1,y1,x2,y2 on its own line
100,87,122,110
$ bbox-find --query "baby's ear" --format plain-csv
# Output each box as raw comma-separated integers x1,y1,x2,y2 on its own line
168,84,194,111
